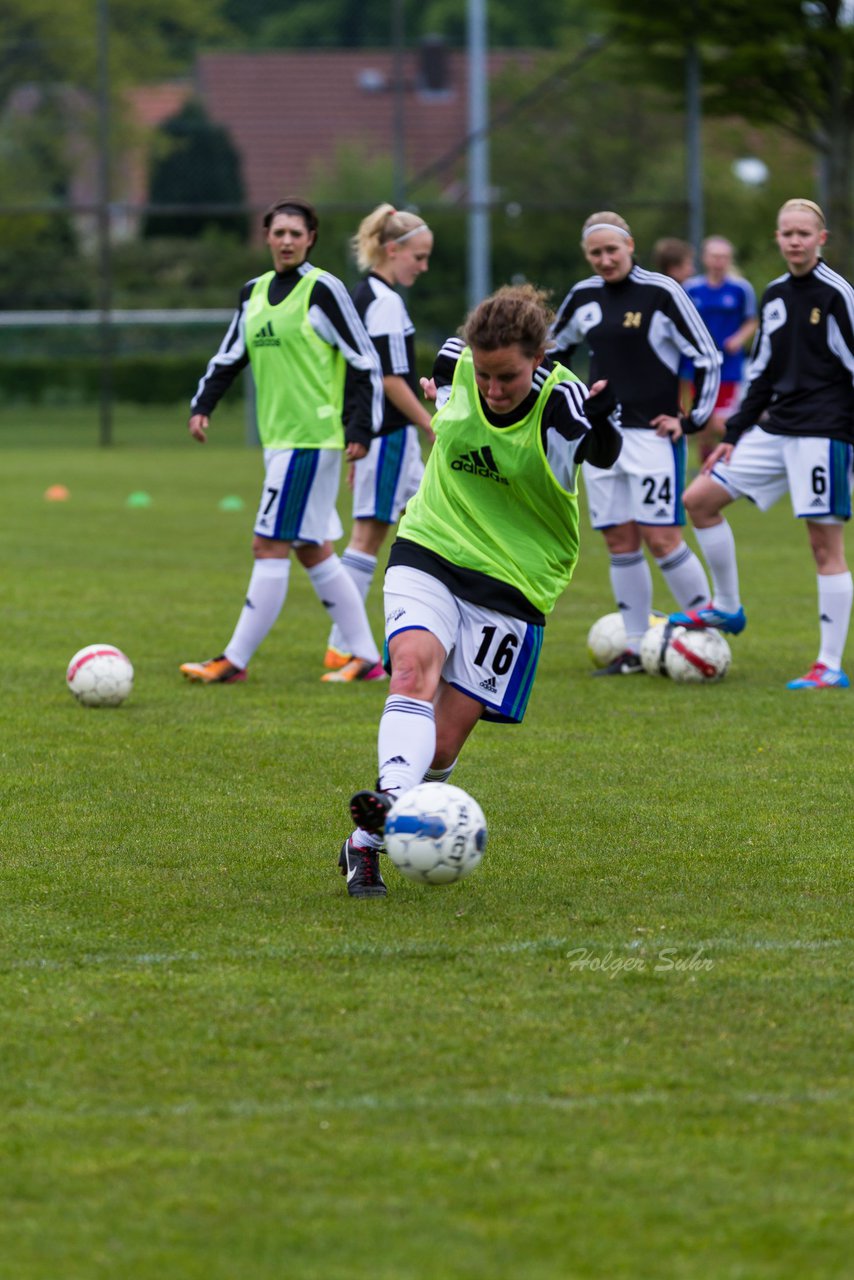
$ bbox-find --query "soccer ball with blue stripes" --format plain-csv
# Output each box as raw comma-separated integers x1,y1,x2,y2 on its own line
384,782,487,885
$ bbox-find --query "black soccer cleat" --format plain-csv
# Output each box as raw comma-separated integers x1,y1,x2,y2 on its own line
338,838,387,898
591,650,644,677
349,788,394,834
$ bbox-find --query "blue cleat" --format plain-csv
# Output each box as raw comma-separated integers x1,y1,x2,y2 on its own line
668,604,747,636
786,662,850,690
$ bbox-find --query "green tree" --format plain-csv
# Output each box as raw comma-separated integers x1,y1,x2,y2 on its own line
142,100,248,240
0,0,233,107
601,0,854,270
222,0,595,49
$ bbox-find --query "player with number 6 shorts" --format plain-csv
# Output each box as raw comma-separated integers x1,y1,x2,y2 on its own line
670,198,854,689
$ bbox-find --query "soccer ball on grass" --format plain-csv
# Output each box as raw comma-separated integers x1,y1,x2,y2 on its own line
664,626,731,683
587,610,666,668
384,782,487,884
66,644,134,707
640,618,673,676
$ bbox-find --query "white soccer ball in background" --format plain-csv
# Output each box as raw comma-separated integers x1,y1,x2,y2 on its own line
66,644,134,707
587,611,626,667
640,618,672,676
587,610,667,668
384,782,487,885
664,626,731,684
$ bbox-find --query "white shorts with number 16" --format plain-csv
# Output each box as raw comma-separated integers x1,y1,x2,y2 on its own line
384,565,543,724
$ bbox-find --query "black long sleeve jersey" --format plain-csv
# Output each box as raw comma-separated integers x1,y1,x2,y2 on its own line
432,337,622,484
343,272,418,436
190,261,384,449
548,264,721,434
723,260,854,446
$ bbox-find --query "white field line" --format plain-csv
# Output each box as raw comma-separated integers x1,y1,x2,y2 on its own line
12,1087,848,1123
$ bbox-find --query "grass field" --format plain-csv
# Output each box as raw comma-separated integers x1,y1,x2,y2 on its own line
1,404,851,1279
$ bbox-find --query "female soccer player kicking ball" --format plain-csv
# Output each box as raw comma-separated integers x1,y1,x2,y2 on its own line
339,284,622,897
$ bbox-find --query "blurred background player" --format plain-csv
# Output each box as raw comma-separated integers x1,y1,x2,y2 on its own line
180,197,386,686
651,237,696,285
683,236,758,463
339,284,621,897
324,203,436,675
549,211,721,675
671,199,854,689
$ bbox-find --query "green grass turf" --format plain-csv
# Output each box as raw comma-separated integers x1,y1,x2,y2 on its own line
1,412,852,1278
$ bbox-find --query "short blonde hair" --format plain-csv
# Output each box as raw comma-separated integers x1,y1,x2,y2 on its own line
352,203,431,271
778,198,826,227
581,211,632,243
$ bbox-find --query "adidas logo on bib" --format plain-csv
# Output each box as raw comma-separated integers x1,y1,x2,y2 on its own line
451,446,508,485
253,320,280,347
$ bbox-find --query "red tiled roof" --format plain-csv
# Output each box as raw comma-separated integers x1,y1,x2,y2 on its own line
195,49,534,211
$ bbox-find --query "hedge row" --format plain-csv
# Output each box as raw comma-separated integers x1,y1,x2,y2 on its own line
0,355,218,405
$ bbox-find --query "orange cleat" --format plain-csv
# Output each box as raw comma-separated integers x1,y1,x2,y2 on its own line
323,645,352,670
180,655,246,684
320,657,386,684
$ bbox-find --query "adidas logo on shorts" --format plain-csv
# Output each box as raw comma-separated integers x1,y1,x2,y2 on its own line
478,675,498,693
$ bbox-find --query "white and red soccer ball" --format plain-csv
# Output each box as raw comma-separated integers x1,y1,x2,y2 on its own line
641,622,731,683
66,644,134,707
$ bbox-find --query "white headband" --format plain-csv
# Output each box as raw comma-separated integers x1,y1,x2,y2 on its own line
582,222,631,241
394,223,430,243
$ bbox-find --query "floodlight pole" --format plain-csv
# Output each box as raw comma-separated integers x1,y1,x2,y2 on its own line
96,0,113,446
467,0,490,308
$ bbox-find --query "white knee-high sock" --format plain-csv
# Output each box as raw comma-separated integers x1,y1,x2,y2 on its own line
655,541,709,610
328,548,378,653
377,695,436,801
306,554,379,663
817,571,853,669
694,521,741,613
609,551,652,650
352,695,438,850
224,558,290,670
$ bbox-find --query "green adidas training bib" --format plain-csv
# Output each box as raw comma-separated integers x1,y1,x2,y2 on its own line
245,268,346,450
398,349,582,615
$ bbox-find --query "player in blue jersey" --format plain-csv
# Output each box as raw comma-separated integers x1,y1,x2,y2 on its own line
671,200,854,689
684,237,758,462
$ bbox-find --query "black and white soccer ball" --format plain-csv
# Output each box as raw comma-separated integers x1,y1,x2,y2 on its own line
384,782,487,885
640,618,673,676
588,610,668,668
66,644,134,707
664,626,731,683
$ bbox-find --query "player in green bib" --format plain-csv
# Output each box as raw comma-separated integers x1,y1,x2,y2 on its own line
179,197,387,688
339,284,622,897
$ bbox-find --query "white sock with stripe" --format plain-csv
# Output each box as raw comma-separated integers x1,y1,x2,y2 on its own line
328,548,378,653
224,558,289,670
655,541,710,610
609,551,652,651
306,554,379,664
